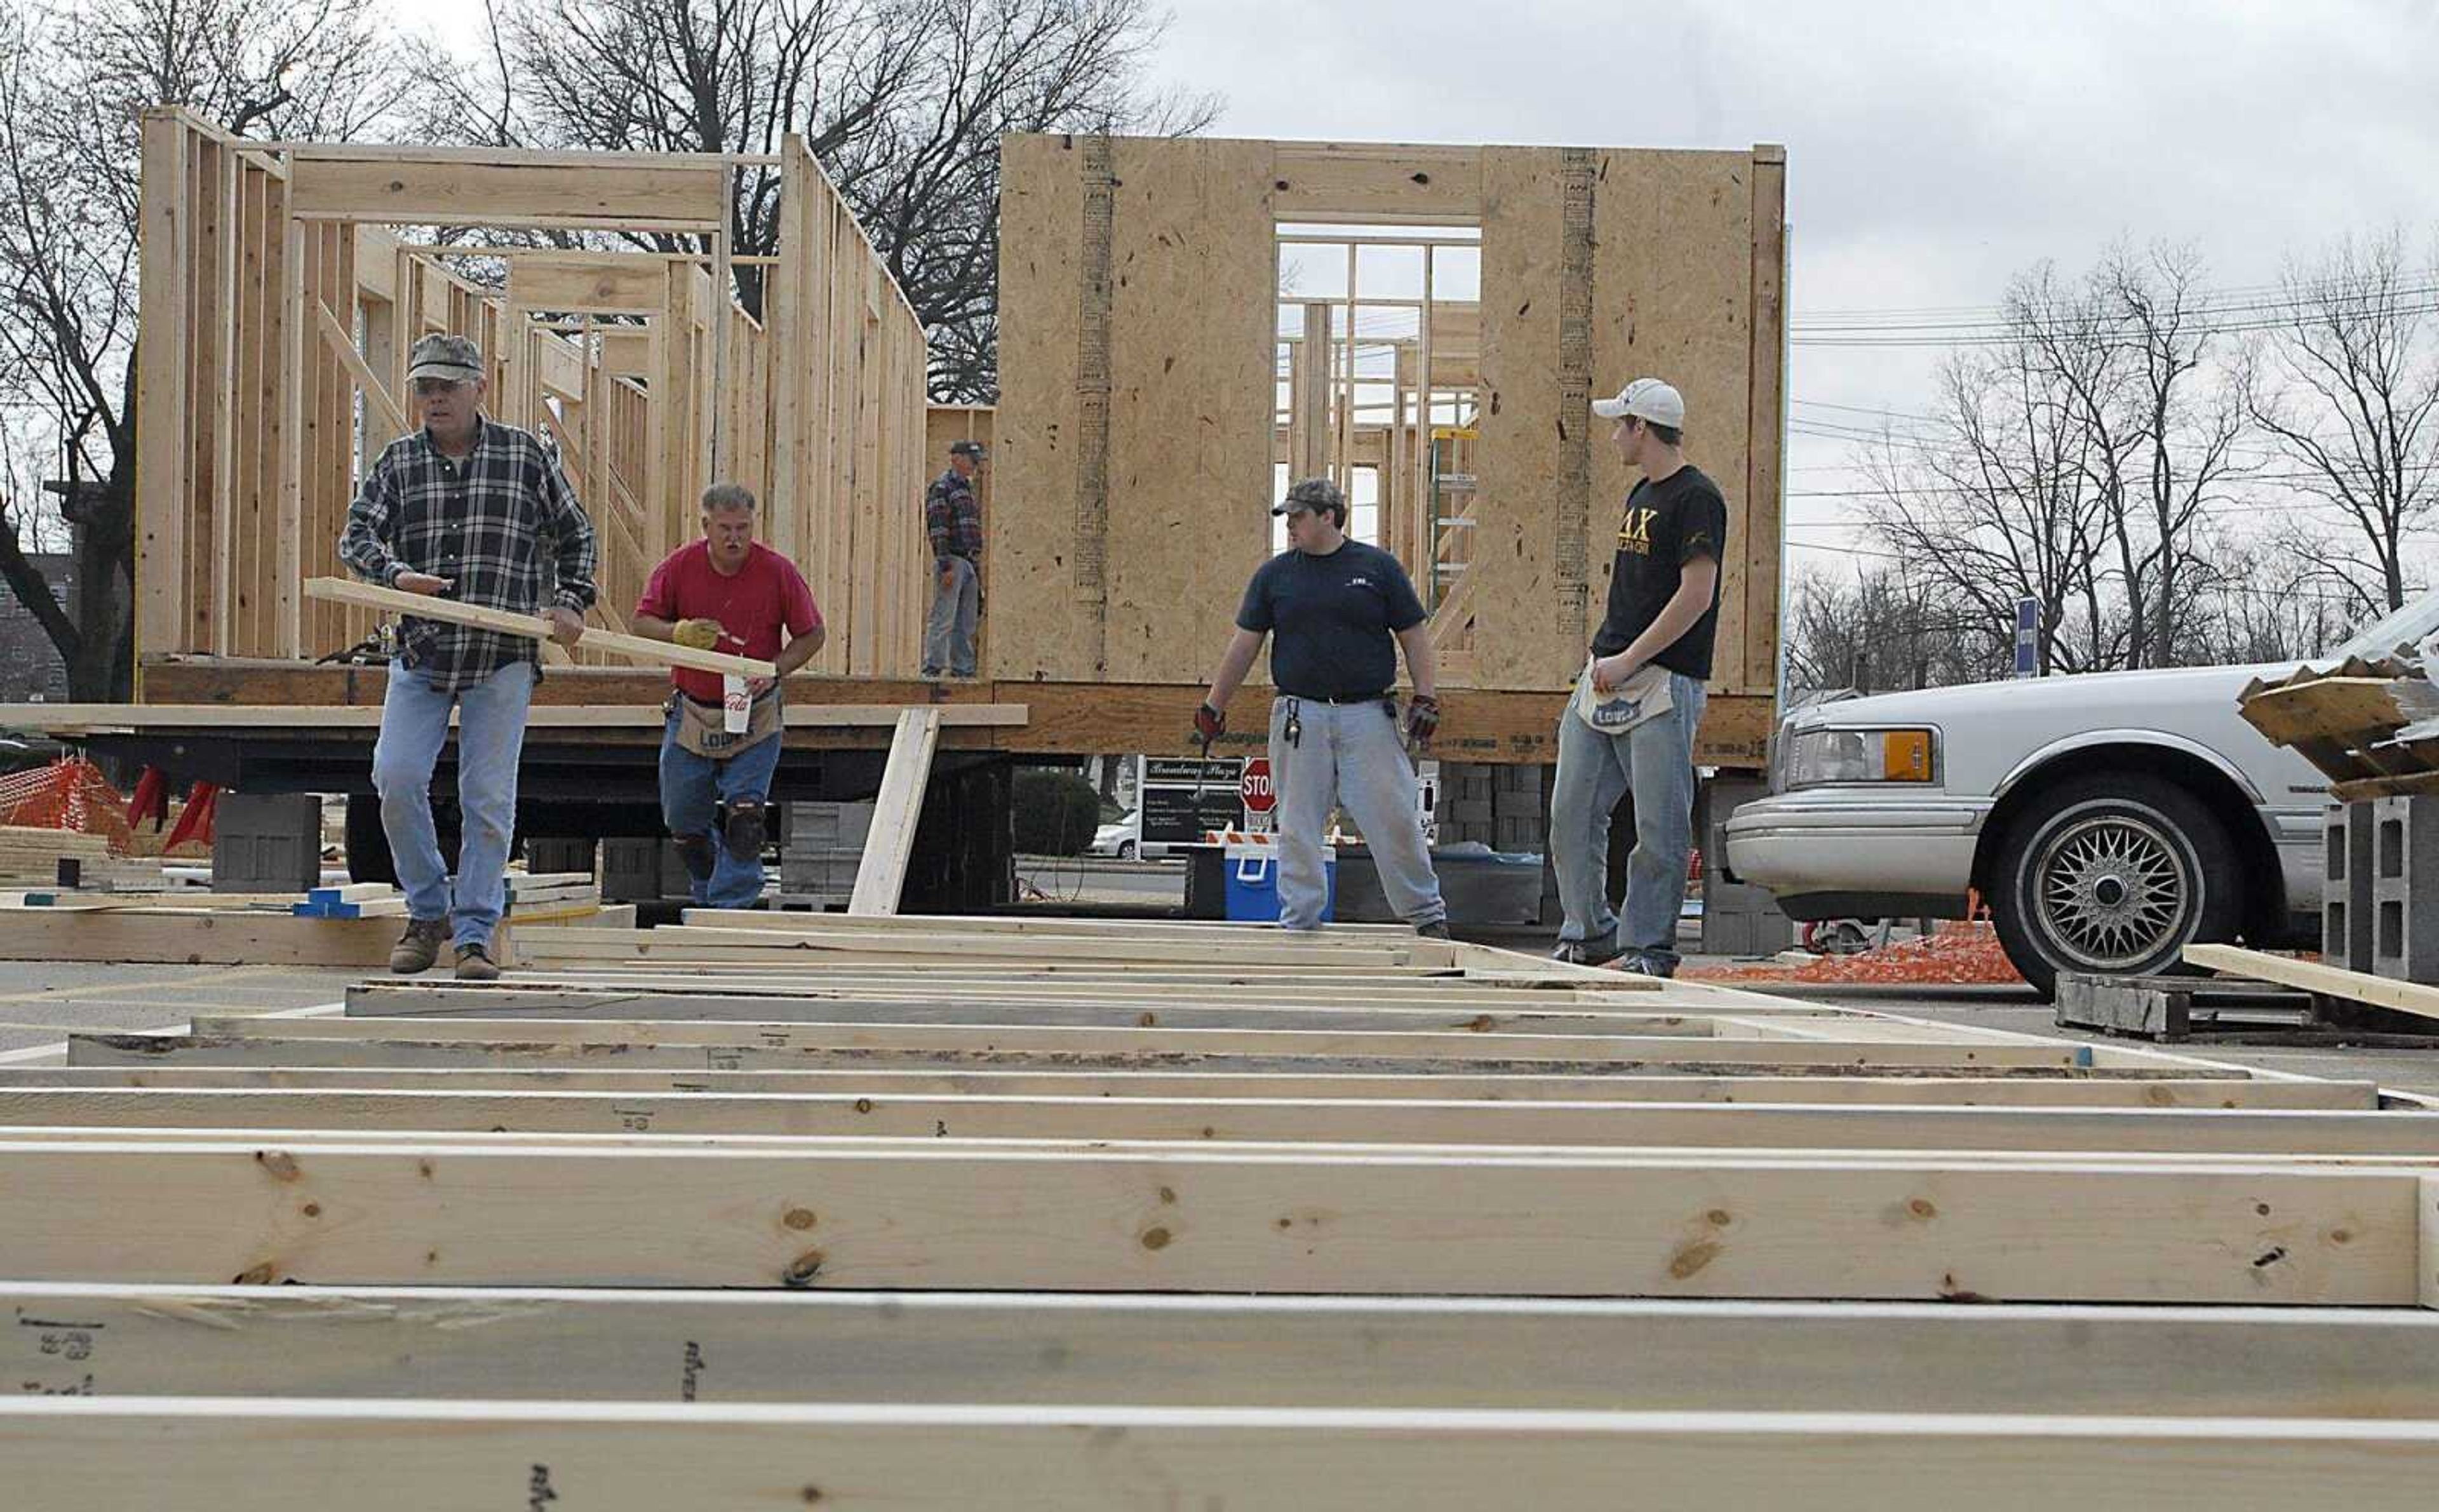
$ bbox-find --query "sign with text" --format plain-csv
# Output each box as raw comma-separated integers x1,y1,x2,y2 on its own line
1138,755,1245,843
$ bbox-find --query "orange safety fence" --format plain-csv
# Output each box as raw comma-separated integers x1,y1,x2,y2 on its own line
1681,918,2027,987
0,757,213,859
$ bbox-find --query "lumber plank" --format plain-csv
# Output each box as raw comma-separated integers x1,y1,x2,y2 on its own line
0,910,406,967
77,1027,2091,1071
589,923,1419,967
0,1139,2415,1301
0,701,1025,731
10,1400,2439,1510
0,1065,2341,1106
1,1087,2432,1153
331,993,1714,1036
847,707,941,915
339,979,1690,1016
5,1285,2436,1417
2186,942,2439,1026
285,153,727,227
304,576,777,678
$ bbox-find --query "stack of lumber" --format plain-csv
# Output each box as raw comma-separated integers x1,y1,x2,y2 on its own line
0,823,114,885
0,874,621,966
2238,655,2439,799
2,914,2435,1506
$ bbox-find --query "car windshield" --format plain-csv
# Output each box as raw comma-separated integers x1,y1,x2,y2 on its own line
2332,585,2439,660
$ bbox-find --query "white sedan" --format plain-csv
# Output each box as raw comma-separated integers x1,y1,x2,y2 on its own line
1723,591,2439,997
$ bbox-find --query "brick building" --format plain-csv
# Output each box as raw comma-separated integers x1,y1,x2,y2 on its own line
0,552,74,703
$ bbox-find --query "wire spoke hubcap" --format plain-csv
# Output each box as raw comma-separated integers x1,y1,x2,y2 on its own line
2035,814,2190,971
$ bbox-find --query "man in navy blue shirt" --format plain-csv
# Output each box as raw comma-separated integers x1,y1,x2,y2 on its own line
1196,478,1448,936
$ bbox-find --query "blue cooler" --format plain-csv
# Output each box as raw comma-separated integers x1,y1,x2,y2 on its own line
1223,840,1335,922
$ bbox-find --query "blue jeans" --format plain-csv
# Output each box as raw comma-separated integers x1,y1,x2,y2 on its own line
659,715,786,909
372,659,535,949
923,557,978,676
1270,695,1446,932
1549,670,1707,967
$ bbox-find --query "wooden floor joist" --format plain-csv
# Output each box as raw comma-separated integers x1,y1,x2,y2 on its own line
64,1029,2099,1073
1,1087,2431,1152
6,1398,2439,1509
0,1064,2356,1106
6,1285,2436,1415
323,997,1721,1036
0,1138,2419,1302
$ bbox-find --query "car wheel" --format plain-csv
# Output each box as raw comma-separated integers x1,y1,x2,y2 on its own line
1117,840,1137,860
1989,772,2241,1000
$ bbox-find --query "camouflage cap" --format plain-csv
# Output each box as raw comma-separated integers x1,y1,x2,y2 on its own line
1271,476,1344,517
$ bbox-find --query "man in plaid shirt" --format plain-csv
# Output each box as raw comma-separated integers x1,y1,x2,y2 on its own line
920,438,985,678
340,333,597,980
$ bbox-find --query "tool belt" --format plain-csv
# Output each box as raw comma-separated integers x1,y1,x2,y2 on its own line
666,684,783,759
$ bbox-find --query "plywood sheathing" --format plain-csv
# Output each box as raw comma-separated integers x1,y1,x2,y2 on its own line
1103,137,1277,683
991,133,1784,704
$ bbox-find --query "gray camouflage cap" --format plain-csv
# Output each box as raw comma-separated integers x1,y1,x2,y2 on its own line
1272,477,1344,516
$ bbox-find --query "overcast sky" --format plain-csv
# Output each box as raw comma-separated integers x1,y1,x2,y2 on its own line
1141,0,2439,573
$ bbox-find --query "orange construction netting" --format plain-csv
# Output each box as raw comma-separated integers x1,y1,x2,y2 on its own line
1681,918,2027,987
0,757,212,859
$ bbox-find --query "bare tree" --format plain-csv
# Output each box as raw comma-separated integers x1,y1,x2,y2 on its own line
1858,340,2115,676
0,0,407,699
2006,243,2248,669
2240,229,2439,612
1783,564,1990,700
418,0,1215,400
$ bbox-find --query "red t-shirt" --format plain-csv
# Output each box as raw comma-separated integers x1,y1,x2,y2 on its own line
635,540,821,704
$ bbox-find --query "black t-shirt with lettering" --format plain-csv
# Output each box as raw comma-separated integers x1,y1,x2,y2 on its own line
1237,539,1427,700
1590,464,1730,679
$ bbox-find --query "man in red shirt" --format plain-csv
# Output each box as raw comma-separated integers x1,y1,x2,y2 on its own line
633,483,825,907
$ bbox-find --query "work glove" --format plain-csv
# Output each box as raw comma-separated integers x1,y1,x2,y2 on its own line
1193,702,1225,756
671,618,725,651
1404,693,1441,749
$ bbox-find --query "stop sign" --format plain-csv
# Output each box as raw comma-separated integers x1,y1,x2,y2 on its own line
1240,758,1275,815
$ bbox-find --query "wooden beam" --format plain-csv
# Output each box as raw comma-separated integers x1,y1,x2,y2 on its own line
2186,942,2439,1027
14,1398,2439,1508
185,1015,1738,1057
1270,142,1485,224
512,923,1418,968
329,993,1706,1035
4,1283,2435,1415
304,577,776,678
0,1139,2417,1301
311,295,408,441
286,156,727,228
67,1029,2107,1073
339,986,1691,1024
0,702,1024,733
0,1065,2365,1107
848,707,941,915
5,1087,2436,1154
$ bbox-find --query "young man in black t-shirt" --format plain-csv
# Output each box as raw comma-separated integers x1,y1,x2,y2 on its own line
1195,478,1448,935
1549,378,1729,975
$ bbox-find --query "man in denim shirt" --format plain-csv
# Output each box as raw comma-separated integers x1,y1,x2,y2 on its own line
1549,378,1728,976
339,333,596,980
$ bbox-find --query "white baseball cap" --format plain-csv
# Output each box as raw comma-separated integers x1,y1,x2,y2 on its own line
1592,377,1684,429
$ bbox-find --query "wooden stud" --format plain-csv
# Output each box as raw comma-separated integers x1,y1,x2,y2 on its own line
847,708,942,915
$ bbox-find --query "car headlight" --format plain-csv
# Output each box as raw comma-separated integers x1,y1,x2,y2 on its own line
1782,726,1937,788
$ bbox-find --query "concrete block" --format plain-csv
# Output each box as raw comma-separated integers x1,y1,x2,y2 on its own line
2370,795,2439,983
211,793,323,894
2323,801,2374,974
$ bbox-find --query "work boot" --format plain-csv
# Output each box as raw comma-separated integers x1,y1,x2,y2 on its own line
1414,920,1450,940
1602,951,1676,979
389,918,447,974
454,942,502,982
1549,940,1596,966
